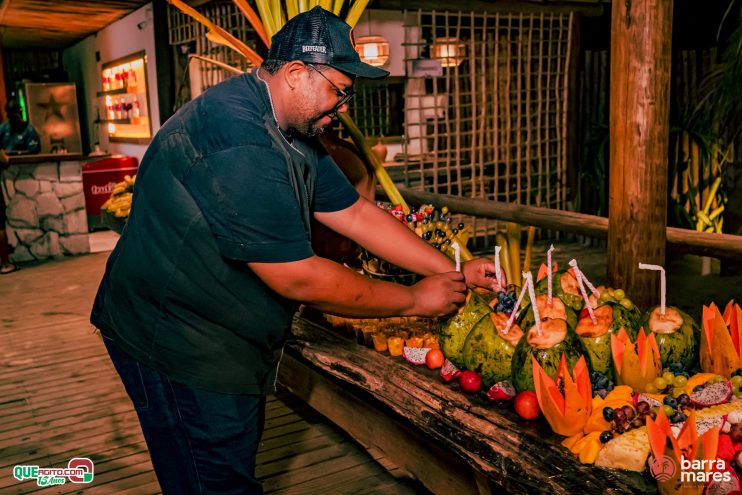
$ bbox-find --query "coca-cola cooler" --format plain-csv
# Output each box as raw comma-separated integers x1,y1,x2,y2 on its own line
82,155,139,230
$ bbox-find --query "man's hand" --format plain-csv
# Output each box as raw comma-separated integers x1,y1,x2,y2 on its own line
461,257,507,292
408,271,467,317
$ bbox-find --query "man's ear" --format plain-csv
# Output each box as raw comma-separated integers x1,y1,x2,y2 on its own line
283,61,308,91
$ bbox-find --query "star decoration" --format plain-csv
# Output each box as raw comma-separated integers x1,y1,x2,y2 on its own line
37,93,65,122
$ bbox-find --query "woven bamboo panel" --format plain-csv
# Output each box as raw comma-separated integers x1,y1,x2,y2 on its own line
402,10,574,247
167,1,257,90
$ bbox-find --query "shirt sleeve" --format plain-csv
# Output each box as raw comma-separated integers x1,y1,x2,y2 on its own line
184,144,314,263
313,150,360,213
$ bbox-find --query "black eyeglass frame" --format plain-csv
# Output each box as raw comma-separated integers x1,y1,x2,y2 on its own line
306,63,356,110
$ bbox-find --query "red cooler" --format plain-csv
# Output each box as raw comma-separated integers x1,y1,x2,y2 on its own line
82,155,139,230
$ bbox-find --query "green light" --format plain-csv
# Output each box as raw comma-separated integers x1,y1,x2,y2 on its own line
18,89,28,121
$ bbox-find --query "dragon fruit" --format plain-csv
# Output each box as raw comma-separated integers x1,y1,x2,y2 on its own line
704,464,740,495
633,393,663,409
440,359,462,382
487,380,516,401
691,381,733,408
403,347,431,365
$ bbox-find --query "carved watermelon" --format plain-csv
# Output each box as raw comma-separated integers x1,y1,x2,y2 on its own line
462,313,524,387
510,319,585,392
439,291,491,368
639,306,700,371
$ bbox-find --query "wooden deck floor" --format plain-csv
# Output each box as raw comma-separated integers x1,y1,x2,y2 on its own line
0,253,427,494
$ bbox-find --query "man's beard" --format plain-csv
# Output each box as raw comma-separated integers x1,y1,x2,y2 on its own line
293,109,337,137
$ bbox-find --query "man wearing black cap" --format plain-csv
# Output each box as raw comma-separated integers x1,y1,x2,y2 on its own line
0,99,40,275
92,7,500,494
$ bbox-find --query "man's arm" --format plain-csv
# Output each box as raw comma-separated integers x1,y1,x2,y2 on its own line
248,255,466,318
314,197,502,289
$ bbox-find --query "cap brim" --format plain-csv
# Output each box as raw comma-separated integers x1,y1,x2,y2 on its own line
330,61,389,79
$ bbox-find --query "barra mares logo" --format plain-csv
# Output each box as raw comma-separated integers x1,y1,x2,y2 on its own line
650,455,736,487
13,457,94,487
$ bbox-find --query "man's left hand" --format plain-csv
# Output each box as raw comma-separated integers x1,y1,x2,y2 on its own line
461,257,506,292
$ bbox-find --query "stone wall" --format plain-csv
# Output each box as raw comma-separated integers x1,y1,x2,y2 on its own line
1,160,90,262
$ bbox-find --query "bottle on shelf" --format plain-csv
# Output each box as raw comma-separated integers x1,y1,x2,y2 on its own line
122,69,129,91
114,71,122,90
107,96,115,120
128,68,138,93
115,98,122,120
131,97,141,125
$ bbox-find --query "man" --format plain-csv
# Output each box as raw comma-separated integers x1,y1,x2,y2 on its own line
0,99,40,274
91,7,499,494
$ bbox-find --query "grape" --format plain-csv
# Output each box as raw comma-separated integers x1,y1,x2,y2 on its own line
621,405,635,420
731,424,742,443
603,407,615,421
663,396,678,408
653,377,668,391
636,401,650,415
645,382,658,394
671,412,687,424
662,371,676,384
596,389,608,399
731,376,742,388
631,417,645,428
600,431,614,443
668,362,683,372
677,394,691,407
732,368,742,377
662,405,675,417
613,289,625,300
613,408,626,422
648,411,657,421
672,387,685,398
620,298,633,309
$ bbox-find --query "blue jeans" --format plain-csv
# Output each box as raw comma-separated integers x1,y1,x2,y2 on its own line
102,336,266,494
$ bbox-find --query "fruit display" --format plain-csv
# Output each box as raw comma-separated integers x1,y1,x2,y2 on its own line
532,354,592,436
101,174,135,218
611,328,662,393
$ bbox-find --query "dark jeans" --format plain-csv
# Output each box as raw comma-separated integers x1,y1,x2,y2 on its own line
102,336,266,495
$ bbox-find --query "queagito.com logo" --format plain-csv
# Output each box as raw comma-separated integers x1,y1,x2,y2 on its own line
13,457,94,487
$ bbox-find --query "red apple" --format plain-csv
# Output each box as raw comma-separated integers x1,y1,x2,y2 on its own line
459,371,482,394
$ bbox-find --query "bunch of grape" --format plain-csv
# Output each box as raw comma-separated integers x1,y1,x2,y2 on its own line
379,203,466,253
600,401,655,442
590,371,615,399
645,364,689,396
492,291,517,315
596,287,635,310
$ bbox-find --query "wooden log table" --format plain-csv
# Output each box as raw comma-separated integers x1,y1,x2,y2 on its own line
277,315,657,495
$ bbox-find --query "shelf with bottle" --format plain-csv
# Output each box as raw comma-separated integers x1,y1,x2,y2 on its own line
102,94,146,126
100,59,144,96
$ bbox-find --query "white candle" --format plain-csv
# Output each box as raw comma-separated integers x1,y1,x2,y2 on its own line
547,244,555,305
570,259,596,324
524,272,542,336
503,280,529,335
639,263,666,315
453,242,461,272
494,246,503,289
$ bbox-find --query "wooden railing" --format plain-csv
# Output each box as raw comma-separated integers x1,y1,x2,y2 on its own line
395,187,742,261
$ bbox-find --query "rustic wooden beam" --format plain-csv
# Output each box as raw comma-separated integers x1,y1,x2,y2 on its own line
279,316,655,494
607,0,674,307
371,0,605,16
392,187,742,261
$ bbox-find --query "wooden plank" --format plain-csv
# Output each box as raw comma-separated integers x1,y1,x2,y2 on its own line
393,187,742,260
606,0,674,306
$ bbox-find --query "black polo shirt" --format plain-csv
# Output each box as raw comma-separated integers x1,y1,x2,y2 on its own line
91,71,359,394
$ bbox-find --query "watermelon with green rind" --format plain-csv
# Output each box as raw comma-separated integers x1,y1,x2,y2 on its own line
510,323,585,392
439,291,492,368
577,303,641,379
638,306,700,371
462,315,522,387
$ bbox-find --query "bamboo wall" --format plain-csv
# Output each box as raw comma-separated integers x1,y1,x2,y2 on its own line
402,10,575,246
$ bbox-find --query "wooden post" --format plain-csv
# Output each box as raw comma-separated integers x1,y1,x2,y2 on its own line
607,0,674,308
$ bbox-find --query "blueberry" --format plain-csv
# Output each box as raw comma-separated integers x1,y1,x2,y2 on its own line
599,431,614,443
602,406,615,421
733,368,742,377
597,389,608,399
670,411,687,424
663,396,678,408
607,382,615,391
669,362,682,372
423,231,432,240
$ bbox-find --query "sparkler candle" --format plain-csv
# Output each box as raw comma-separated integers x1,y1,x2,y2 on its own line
569,259,596,324
547,245,555,305
453,242,461,272
639,263,666,315
503,280,530,335
494,246,503,288
524,272,542,336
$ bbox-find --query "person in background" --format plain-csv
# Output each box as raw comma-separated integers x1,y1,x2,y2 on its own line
0,99,40,274
91,7,502,494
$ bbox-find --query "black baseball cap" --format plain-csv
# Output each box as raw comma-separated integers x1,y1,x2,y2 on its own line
267,6,389,80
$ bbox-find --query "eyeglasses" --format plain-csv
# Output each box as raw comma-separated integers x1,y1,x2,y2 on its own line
306,64,355,110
